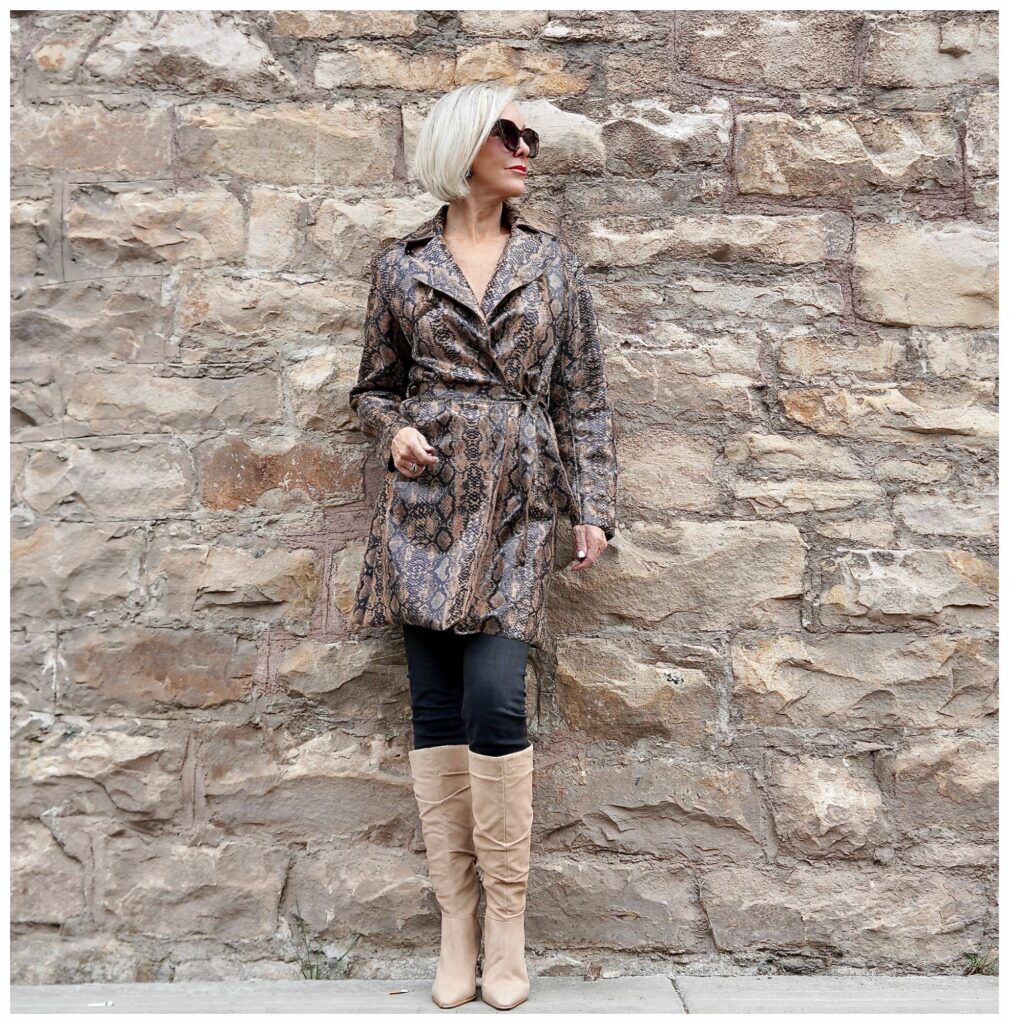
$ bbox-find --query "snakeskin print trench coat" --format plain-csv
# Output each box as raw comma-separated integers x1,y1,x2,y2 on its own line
348,199,618,649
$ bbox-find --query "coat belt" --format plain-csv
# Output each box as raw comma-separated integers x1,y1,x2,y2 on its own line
406,384,575,568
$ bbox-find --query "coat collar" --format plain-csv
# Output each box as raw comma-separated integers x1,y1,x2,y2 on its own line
400,200,556,324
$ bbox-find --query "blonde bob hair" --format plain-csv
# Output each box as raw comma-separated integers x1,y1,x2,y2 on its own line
412,82,519,203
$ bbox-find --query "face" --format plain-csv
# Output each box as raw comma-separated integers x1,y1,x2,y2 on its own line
468,101,533,201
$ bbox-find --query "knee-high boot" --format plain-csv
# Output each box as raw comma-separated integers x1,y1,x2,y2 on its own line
408,743,483,1008
468,743,534,1010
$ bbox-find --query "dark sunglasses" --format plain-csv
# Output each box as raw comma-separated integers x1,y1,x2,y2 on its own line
489,118,539,159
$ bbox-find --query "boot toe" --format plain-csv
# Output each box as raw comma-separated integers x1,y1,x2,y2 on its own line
432,980,477,1008
480,979,529,1010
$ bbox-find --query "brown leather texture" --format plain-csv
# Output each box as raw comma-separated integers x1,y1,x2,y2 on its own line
348,200,618,648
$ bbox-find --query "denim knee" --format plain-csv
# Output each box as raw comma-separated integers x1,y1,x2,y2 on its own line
462,634,530,756
403,624,468,749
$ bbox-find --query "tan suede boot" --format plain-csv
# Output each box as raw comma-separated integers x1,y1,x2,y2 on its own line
468,743,534,1010
408,743,483,1008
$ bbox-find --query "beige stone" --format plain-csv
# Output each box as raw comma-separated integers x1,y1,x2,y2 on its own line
10,634,56,724
309,195,437,273
725,431,865,478
10,195,55,288
972,178,998,218
172,269,366,365
736,111,959,197
865,14,998,87
10,932,153,985
83,11,296,99
66,184,245,274
11,363,62,444
853,221,997,328
732,632,996,731
555,636,720,744
11,278,169,367
874,458,952,485
11,103,172,177
777,328,906,381
734,478,884,515
905,840,996,870
315,45,454,92
814,519,897,546
551,519,806,631
618,428,719,513
11,520,144,621
893,491,997,538
455,41,589,96
966,91,998,176
61,625,257,713
99,834,289,939
20,442,192,519
584,213,848,268
64,368,281,436
601,98,731,172
679,11,862,88
177,101,399,186
11,820,86,925
285,841,430,942
631,323,761,372
603,47,676,96
780,382,997,448
274,638,411,729
247,188,304,270
198,727,416,845
665,272,845,323
536,754,764,861
887,734,997,834
766,754,889,857
700,864,988,963
458,11,547,37
271,10,417,39
531,855,708,951
194,436,360,512
12,724,187,818
914,327,998,379
290,343,363,436
27,12,110,87
146,539,319,630
543,11,665,44
608,349,761,423
818,548,996,629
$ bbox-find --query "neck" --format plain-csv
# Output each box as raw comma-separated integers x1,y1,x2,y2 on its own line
444,197,510,242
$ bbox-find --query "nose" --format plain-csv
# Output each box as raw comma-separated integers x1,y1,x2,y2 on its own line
514,135,530,159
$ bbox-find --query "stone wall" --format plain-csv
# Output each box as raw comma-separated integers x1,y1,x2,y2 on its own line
10,9,997,982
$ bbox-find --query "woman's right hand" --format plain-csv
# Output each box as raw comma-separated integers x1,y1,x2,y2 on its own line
391,426,439,477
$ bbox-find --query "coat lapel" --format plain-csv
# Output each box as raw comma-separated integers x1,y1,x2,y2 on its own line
402,201,554,325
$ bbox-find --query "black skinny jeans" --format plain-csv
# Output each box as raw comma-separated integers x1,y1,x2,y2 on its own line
403,623,531,757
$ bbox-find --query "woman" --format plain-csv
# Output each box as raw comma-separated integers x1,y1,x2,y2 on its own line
348,82,618,1010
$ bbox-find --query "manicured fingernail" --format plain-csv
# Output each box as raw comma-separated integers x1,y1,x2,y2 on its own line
577,550,586,558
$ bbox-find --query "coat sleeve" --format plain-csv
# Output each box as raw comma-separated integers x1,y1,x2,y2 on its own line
548,253,619,541
348,253,414,472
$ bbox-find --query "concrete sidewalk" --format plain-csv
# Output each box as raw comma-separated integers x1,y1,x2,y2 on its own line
10,974,998,1014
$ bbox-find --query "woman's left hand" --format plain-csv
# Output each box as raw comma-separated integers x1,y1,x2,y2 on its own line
568,524,608,571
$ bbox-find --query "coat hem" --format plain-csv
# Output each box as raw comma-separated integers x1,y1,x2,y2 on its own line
351,606,546,650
